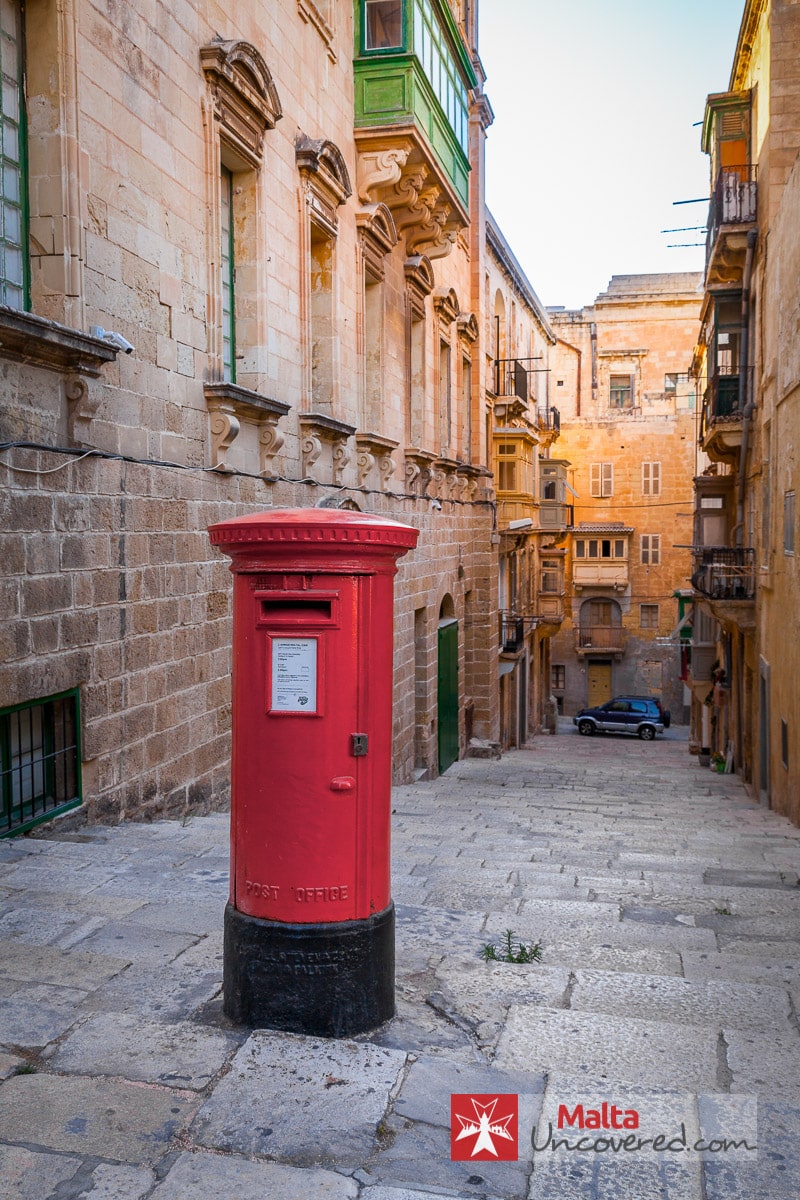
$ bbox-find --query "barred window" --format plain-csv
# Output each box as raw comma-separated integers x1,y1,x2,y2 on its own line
1,692,81,837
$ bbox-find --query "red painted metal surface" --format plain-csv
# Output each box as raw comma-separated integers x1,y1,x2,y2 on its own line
209,509,418,924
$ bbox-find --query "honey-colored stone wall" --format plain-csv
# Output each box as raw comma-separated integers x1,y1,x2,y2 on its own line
1,0,499,824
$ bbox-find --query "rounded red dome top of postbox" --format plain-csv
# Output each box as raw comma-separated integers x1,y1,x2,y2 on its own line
208,507,419,568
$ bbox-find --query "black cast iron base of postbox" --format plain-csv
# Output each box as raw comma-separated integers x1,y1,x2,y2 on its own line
223,901,395,1038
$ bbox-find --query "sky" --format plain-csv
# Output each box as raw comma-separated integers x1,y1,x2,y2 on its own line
479,0,745,310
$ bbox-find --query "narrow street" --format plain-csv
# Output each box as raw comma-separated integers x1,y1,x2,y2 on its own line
2,731,800,1199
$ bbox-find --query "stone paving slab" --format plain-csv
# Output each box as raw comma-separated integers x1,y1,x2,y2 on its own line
150,1151,358,1199
702,1100,800,1199
78,954,223,1023
725,1028,800,1100
432,959,570,1047
0,1051,22,1080
570,969,792,1031
191,1032,407,1168
495,1009,719,1091
681,949,800,986
0,1145,84,1200
50,1012,240,1089
0,1073,198,1162
0,994,86,1049
359,1109,531,1198
67,921,200,965
0,939,129,989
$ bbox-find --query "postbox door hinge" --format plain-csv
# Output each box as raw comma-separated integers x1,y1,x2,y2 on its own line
351,733,368,757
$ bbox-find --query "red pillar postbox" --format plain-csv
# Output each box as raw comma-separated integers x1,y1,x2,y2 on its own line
208,508,418,1036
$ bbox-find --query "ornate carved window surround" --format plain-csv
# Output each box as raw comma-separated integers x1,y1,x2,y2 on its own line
297,0,337,62
200,40,282,168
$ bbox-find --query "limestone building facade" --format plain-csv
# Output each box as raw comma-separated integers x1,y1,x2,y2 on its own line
485,213,565,749
687,0,800,821
548,275,702,721
0,0,526,833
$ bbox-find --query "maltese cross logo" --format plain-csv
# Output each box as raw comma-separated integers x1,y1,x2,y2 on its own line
450,1093,518,1161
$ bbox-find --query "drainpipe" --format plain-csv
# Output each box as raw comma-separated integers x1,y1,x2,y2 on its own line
734,228,758,548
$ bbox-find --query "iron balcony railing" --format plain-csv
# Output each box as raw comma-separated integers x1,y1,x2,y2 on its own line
499,611,526,653
574,625,627,653
535,404,560,432
494,358,529,404
706,165,757,266
691,546,755,601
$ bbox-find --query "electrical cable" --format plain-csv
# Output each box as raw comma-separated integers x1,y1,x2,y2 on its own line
0,440,496,510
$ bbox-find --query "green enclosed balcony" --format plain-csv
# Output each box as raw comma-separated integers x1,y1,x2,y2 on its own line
354,0,476,228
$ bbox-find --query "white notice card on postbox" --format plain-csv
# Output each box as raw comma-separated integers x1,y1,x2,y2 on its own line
271,637,318,713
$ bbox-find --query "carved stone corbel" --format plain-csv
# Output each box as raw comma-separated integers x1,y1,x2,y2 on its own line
355,432,398,491
356,447,375,488
332,439,351,485
404,447,436,497
259,422,284,478
357,147,410,204
204,381,289,476
299,412,356,485
65,375,98,445
301,433,323,480
208,401,241,472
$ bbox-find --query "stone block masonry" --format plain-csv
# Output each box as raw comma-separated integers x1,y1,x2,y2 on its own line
1,448,495,824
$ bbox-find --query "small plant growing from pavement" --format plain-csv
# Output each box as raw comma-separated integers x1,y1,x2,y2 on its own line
714,904,733,916
482,929,542,964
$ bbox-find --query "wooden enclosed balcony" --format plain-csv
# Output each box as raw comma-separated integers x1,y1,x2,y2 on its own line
705,165,757,289
575,625,627,657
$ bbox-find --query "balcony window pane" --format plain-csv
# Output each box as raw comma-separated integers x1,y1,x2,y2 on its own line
575,540,585,558
365,0,403,49
614,540,625,558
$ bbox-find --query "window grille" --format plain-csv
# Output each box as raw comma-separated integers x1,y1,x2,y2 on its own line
1,691,81,837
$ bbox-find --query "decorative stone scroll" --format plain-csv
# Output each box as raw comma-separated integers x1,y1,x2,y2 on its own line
404,448,437,497
204,382,290,476
298,412,356,485
432,287,460,326
355,432,398,491
355,131,466,261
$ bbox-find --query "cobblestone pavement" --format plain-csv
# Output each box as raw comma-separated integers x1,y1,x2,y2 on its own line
2,726,800,1199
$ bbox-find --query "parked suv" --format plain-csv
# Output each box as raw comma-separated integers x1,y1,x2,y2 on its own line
573,696,669,740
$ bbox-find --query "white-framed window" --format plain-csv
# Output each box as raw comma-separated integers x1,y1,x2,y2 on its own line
642,461,661,497
590,462,613,498
220,165,235,382
574,537,627,560
639,603,660,628
641,534,661,565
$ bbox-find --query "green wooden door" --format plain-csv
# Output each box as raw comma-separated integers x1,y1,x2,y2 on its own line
437,620,459,774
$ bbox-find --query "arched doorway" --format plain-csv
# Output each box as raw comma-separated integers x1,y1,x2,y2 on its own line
437,596,459,773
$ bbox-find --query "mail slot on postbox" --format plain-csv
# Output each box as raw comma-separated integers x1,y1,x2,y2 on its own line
208,508,418,1037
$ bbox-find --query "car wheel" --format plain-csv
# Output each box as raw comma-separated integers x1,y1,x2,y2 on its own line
578,720,595,736
638,725,656,741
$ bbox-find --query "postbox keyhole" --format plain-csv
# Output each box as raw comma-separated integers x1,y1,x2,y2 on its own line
351,733,368,757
